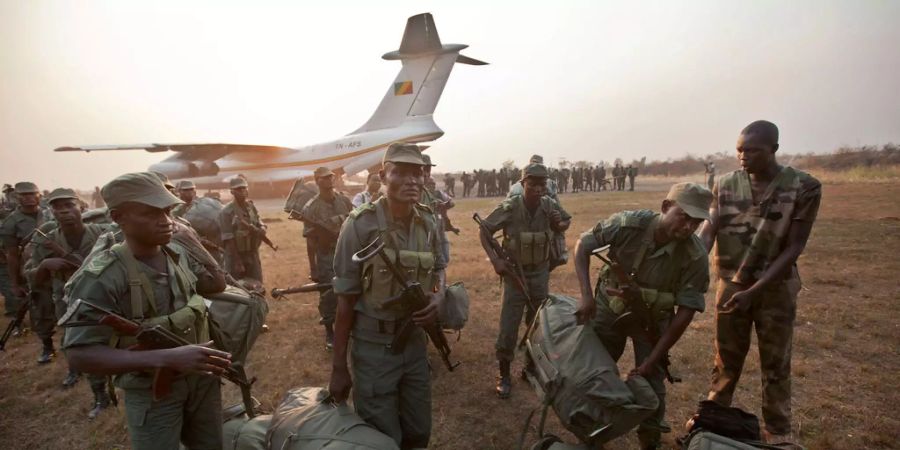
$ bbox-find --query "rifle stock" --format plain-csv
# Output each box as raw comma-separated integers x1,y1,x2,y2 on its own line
270,282,333,299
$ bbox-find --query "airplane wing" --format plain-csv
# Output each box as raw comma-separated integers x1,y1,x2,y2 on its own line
55,143,294,160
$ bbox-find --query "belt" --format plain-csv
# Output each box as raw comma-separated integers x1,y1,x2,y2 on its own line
354,314,403,335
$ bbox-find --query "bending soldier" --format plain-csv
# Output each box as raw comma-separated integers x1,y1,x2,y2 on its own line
574,182,712,450
329,143,446,448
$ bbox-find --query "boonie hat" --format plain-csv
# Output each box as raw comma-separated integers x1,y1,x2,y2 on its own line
14,182,40,194
529,154,544,164
666,182,713,220
229,177,249,189
47,188,79,204
383,143,426,166
421,154,436,167
314,167,335,179
178,180,196,190
102,172,183,209
521,163,549,180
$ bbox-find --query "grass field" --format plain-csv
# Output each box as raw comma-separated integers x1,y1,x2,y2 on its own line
1,180,898,449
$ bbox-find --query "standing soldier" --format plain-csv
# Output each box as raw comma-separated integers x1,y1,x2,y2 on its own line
26,188,112,415
91,186,105,208
704,160,717,190
700,120,821,444
479,163,571,398
443,172,456,197
219,177,266,283
421,154,454,264
62,172,231,450
328,143,446,448
574,182,713,449
477,169,486,197
171,180,197,219
628,164,639,191
461,171,471,198
352,173,383,208
584,165,593,192
299,167,353,350
1,182,52,340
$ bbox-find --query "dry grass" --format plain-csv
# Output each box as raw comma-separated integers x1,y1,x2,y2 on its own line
1,181,899,449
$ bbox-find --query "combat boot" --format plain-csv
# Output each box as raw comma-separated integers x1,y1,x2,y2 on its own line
62,369,81,388
88,387,111,420
324,323,335,351
37,338,55,364
496,360,512,399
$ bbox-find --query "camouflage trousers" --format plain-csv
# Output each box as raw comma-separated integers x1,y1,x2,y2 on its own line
708,276,800,435
123,374,223,450
0,264,18,316
496,269,548,362
314,250,337,325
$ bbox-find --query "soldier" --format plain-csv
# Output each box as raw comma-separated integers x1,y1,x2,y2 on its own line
584,165,593,192
476,169,486,197
91,186,105,208
443,172,456,197
219,177,265,283
421,154,454,264
26,188,112,414
461,171,471,198
300,167,353,350
171,180,197,218
62,172,231,449
598,164,607,191
508,155,559,200
479,162,571,398
352,172,383,208
328,143,446,448
704,160,716,190
574,182,712,449
700,120,821,443
628,164,639,191
0,182,52,337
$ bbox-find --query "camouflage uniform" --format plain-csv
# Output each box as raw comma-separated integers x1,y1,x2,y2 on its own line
63,172,222,449
628,166,638,191
708,166,821,435
219,198,264,283
481,193,570,363
300,190,353,326
333,196,445,447
580,209,709,448
0,202,52,320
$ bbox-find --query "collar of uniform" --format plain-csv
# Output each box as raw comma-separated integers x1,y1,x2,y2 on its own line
644,215,678,259
160,244,182,264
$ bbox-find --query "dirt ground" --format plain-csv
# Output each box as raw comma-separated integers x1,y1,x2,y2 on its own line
1,180,898,450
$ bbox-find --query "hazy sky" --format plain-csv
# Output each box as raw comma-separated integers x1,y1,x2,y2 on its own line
2,0,898,189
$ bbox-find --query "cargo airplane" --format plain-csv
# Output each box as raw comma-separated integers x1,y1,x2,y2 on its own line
55,13,486,190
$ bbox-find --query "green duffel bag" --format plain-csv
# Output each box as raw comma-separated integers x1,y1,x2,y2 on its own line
439,281,469,331
267,387,399,450
683,430,794,450
523,293,658,447
205,284,269,367
223,413,272,450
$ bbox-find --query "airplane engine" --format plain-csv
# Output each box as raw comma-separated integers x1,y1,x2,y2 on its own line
149,160,220,179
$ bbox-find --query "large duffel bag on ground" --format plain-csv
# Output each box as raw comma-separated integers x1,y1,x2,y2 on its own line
523,293,659,446
267,387,399,450
223,413,272,450
206,284,269,367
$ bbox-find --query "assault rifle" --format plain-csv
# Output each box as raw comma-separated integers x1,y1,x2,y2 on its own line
0,290,34,350
591,245,680,383
234,216,278,252
352,234,459,372
473,213,534,311
270,282,333,299
59,298,258,416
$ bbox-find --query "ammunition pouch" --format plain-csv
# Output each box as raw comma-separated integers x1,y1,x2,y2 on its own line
508,230,552,266
362,248,434,313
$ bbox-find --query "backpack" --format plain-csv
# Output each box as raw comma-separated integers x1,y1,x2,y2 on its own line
205,284,269,367
222,413,272,450
439,281,469,331
521,294,658,447
284,180,319,216
267,387,399,450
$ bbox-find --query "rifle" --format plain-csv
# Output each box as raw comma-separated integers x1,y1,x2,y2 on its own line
234,216,278,252
295,212,342,241
33,228,84,268
0,290,34,350
472,213,535,311
352,234,460,372
59,298,258,416
590,245,680,383
270,282,333,299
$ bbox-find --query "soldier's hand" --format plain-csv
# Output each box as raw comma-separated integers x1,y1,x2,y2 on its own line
575,297,596,325
163,341,232,375
722,289,754,313
329,366,353,403
40,257,76,272
11,284,28,299
412,296,440,326
549,209,562,224
491,259,512,277
629,361,656,379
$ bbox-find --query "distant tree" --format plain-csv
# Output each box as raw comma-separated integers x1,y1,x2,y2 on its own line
502,159,516,171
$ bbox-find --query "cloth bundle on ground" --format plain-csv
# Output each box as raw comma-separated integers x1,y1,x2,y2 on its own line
523,293,659,446
205,284,269,368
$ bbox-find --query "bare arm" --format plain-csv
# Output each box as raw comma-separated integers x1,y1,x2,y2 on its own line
65,342,232,376
633,306,696,376
328,294,358,402
574,235,599,325
698,200,718,252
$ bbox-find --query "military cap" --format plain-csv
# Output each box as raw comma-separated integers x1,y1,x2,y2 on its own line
382,143,426,166
14,182,40,194
529,154,544,164
666,182,713,220
102,172,183,209
151,171,176,190
47,188,79,204
229,177,249,189
177,180,196,190
314,167,335,179
421,153,436,166
521,163,550,180
2,184,12,193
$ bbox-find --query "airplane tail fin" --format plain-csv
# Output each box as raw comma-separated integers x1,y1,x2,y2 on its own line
352,13,487,134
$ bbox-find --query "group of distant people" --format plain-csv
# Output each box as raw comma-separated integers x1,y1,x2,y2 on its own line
443,162,640,198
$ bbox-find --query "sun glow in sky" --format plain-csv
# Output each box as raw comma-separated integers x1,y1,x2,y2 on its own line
1,0,898,189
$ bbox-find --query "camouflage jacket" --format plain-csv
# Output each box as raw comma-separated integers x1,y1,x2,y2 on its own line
714,166,821,284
